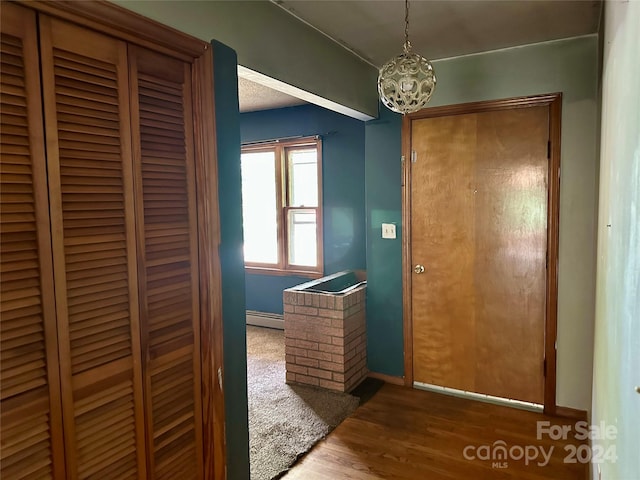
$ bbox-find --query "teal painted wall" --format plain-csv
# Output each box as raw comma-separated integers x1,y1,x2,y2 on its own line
241,105,366,315
364,36,600,410
212,41,250,479
364,106,403,376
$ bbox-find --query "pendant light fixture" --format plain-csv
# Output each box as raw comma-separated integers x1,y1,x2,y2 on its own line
377,0,436,115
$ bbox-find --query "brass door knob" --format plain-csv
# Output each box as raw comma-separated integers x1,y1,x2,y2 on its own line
414,264,425,274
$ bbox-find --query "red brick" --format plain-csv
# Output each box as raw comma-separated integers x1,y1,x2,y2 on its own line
331,318,345,328
331,354,344,363
319,295,328,308
285,345,308,357
295,305,318,315
296,374,319,386
325,296,335,309
332,372,345,382
318,343,342,354
296,356,319,368
284,303,295,313
285,313,307,324
319,379,342,391
285,337,297,346
308,368,333,380
283,291,297,305
288,364,308,375
314,325,343,337
334,296,344,310
286,372,296,383
307,350,333,361
306,332,332,345
331,336,344,346
285,354,295,364
295,339,318,350
318,308,343,319
319,360,344,372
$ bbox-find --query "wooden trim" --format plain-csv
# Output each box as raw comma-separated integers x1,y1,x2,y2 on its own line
183,58,207,479
38,16,80,477
405,93,563,120
554,406,588,421
314,139,324,273
368,372,405,386
245,267,324,279
193,47,227,480
401,114,413,388
544,94,563,416
18,0,207,60
402,93,563,411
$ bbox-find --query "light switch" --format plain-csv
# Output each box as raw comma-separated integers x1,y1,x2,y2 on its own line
382,223,396,239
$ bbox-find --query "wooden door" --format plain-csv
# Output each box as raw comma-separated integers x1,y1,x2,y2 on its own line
0,4,66,478
128,45,204,479
410,106,549,404
39,16,148,478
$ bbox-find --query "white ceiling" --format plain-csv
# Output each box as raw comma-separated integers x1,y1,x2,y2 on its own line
240,0,602,113
238,77,306,113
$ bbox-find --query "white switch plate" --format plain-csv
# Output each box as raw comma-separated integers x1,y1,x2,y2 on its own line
382,223,396,239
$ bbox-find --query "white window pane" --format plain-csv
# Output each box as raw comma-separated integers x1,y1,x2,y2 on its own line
289,149,317,207
241,151,278,264
288,210,317,267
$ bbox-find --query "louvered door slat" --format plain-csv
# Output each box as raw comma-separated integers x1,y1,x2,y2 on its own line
39,17,147,479
129,46,203,479
0,5,65,479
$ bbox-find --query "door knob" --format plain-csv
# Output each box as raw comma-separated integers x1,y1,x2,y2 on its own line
414,264,425,274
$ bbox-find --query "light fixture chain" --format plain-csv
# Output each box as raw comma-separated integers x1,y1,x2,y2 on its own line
404,0,410,52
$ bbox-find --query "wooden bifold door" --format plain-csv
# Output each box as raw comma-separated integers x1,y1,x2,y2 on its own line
1,3,220,478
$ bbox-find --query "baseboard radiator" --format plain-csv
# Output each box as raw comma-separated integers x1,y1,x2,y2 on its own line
246,310,284,330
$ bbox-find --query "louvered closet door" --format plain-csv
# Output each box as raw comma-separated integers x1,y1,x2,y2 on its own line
38,17,147,479
0,4,65,478
128,46,203,479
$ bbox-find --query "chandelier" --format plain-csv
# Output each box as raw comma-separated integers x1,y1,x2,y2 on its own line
377,0,436,115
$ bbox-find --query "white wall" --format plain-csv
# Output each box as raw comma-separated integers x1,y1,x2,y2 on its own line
592,0,640,478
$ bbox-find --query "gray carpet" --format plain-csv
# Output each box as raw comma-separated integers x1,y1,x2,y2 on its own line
247,325,359,480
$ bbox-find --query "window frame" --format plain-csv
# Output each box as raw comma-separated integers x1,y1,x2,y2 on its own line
241,137,323,278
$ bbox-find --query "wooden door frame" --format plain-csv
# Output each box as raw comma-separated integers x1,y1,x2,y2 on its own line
401,93,562,414
16,1,227,478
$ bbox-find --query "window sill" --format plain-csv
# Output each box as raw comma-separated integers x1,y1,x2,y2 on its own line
245,266,324,279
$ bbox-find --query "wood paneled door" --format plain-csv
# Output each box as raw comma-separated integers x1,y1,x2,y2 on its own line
402,95,561,410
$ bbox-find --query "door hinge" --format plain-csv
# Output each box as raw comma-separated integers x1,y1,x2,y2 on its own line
401,155,405,165
411,150,417,163
547,140,551,159
217,367,223,391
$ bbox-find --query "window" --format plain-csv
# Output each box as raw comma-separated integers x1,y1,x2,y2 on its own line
241,137,322,276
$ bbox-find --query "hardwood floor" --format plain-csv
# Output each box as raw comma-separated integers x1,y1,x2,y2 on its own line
284,384,588,479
